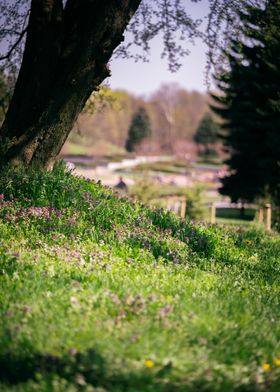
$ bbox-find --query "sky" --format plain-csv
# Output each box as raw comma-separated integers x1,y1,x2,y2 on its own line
107,0,210,97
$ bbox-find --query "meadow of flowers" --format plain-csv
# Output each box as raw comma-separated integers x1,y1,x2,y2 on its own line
0,162,279,391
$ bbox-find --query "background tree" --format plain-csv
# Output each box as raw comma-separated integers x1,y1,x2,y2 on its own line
148,84,208,153
125,107,151,152
193,112,219,156
61,85,208,156
212,0,280,205
0,0,267,168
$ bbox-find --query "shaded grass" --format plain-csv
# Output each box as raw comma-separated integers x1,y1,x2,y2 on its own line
216,218,252,226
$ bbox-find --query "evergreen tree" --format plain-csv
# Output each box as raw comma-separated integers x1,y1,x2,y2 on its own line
125,107,152,152
194,113,219,156
212,0,280,204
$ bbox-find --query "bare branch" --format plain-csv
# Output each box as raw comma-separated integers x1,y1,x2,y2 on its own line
0,27,27,62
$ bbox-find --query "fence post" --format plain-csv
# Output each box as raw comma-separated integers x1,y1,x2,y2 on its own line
258,207,264,223
180,197,186,219
211,203,216,224
166,197,172,210
265,203,271,231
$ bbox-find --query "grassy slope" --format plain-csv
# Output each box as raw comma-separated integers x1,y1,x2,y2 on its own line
0,163,279,392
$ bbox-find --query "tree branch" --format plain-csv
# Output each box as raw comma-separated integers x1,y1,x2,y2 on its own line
0,27,28,62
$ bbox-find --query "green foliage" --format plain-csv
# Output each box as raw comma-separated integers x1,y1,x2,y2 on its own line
125,107,152,152
194,113,219,156
0,161,94,209
129,178,205,221
84,85,122,114
212,0,280,206
185,186,205,220
129,177,160,204
0,165,280,391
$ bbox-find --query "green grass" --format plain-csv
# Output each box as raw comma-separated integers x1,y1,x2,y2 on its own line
0,162,279,392
127,159,190,174
62,141,89,156
215,217,252,226
216,208,256,221
214,208,257,227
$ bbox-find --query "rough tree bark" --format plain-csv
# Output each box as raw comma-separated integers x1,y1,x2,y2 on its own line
0,0,141,168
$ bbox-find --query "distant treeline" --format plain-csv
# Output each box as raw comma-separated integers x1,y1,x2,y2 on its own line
63,83,209,156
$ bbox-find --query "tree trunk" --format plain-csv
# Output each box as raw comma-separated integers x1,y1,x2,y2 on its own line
0,0,141,168
1,0,64,141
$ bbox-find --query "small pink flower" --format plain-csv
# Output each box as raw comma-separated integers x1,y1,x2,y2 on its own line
70,296,79,306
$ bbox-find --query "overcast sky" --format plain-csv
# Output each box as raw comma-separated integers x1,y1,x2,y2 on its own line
107,0,209,96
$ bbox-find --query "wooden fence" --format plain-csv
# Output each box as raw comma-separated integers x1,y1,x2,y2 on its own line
210,203,273,231
166,196,187,219
160,196,275,231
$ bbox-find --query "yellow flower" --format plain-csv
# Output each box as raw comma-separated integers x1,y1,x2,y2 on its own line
274,358,280,366
144,359,154,368
262,363,271,371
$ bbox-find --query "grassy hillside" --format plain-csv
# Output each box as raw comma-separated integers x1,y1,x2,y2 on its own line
0,163,279,392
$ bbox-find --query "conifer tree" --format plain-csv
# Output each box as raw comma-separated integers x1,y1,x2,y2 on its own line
212,0,280,204
194,113,219,156
125,107,152,152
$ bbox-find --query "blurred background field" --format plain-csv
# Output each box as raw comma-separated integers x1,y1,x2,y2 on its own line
62,152,260,227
